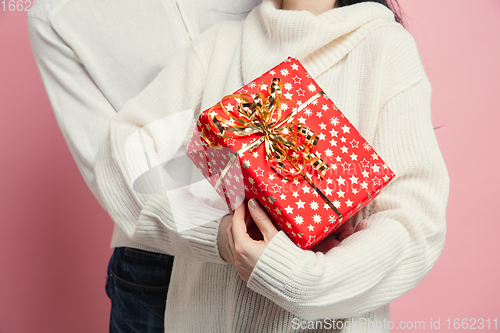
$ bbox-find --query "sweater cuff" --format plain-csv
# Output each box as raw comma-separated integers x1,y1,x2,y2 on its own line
185,208,230,265
247,231,307,303
141,188,231,265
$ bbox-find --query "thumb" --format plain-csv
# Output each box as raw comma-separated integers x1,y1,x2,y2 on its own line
248,198,278,243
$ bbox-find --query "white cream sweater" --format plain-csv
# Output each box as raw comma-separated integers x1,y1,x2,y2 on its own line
94,0,450,331
27,0,262,251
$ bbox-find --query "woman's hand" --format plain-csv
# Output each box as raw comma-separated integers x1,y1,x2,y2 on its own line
311,221,355,254
226,198,278,283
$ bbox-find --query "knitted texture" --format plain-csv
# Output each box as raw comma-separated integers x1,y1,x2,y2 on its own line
94,0,450,331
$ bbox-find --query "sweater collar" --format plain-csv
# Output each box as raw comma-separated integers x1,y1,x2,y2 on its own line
241,0,395,82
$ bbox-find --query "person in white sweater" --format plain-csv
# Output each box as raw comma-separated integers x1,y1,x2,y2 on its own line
27,0,263,331
94,0,450,332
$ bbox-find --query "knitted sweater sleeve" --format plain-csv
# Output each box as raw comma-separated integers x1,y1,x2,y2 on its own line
246,76,450,319
27,15,116,210
93,42,231,264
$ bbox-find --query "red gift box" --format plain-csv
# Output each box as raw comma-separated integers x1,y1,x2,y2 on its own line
186,57,395,249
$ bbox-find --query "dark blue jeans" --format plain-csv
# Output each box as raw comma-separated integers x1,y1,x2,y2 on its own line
105,247,174,333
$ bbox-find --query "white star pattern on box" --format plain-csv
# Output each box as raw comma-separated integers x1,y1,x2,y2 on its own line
291,63,299,70
280,68,289,77
296,88,305,96
254,167,264,177
296,199,305,208
307,83,316,92
292,75,302,84
295,216,304,225
372,177,381,186
306,235,316,246
324,187,333,196
341,124,350,133
342,161,351,172
310,201,319,210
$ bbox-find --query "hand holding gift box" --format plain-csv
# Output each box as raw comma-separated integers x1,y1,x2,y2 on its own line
186,57,395,250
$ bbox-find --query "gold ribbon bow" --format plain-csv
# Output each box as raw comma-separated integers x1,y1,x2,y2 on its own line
201,78,343,224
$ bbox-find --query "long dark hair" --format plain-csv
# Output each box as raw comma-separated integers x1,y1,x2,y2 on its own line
336,0,404,25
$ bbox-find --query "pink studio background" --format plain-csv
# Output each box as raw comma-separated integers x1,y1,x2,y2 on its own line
0,1,499,332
